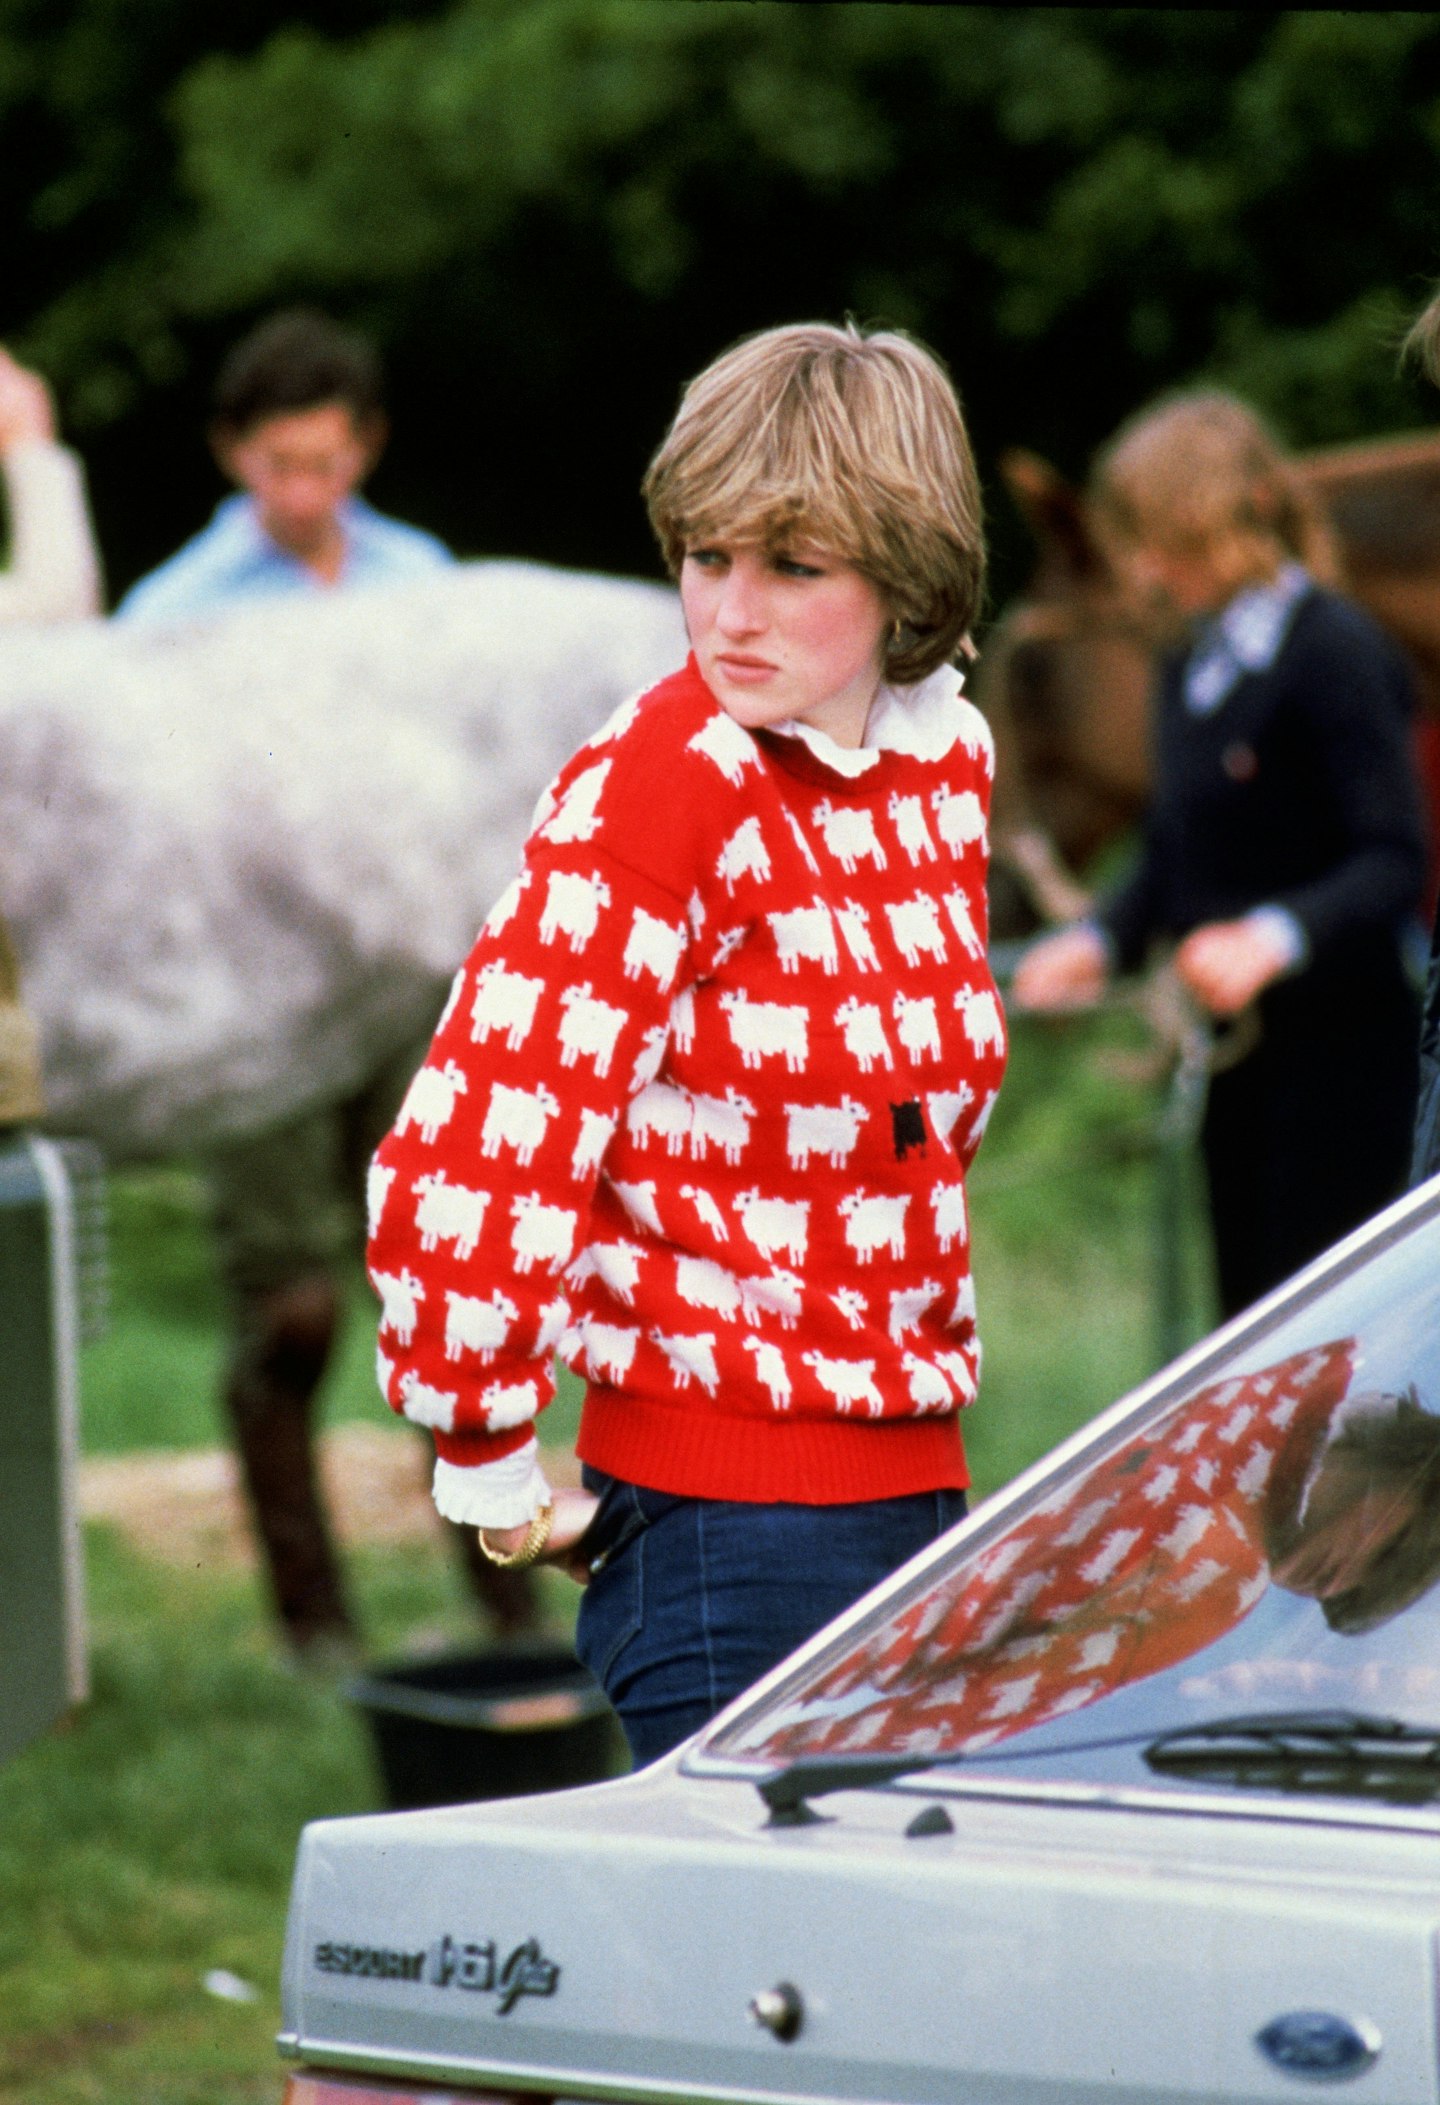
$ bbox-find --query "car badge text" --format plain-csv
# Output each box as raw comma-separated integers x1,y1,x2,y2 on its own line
314,1934,560,2013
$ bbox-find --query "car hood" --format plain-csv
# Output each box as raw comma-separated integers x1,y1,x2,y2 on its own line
280,1760,1440,2105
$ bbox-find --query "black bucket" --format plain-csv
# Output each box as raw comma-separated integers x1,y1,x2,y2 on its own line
347,1643,624,1810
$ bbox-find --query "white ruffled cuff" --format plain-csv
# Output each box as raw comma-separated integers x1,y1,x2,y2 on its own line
431,1440,551,1530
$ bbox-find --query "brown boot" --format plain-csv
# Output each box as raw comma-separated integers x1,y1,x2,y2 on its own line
223,1271,358,1656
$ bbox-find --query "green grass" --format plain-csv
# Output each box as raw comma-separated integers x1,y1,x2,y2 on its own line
0,1525,582,2105
0,1531,367,2104
3,1015,1216,2102
76,1165,229,1454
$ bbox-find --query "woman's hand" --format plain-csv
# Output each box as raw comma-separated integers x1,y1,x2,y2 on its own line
478,1485,602,1584
1010,923,1110,1012
1174,917,1292,1018
545,1486,603,1581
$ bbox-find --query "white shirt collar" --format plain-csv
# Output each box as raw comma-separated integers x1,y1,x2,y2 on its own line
1184,562,1312,716
770,661,976,776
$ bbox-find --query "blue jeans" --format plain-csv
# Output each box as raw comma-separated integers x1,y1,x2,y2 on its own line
574,1470,967,1768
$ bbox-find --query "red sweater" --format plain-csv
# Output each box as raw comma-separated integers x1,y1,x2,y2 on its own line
367,656,1008,1527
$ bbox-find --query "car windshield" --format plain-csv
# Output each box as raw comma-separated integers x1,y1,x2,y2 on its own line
701,1188,1440,1782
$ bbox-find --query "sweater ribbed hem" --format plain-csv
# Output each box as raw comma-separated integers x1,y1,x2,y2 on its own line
575,1386,969,1503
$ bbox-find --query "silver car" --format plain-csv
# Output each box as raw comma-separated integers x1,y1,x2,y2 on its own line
277,1175,1440,2105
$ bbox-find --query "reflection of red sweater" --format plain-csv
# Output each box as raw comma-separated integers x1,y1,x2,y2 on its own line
745,1337,1356,1762
367,657,1008,1526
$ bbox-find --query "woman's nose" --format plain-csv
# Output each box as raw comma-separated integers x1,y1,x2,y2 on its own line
716,563,765,634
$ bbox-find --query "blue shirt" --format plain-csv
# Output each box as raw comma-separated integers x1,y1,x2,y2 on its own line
114,492,453,625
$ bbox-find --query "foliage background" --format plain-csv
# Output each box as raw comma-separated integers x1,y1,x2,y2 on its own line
4,3,1440,602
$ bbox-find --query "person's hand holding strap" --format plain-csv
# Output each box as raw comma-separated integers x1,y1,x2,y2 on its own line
1010,922,1111,1012
1174,912,1299,1018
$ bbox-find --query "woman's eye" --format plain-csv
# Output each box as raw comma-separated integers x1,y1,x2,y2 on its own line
775,555,823,579
686,548,727,571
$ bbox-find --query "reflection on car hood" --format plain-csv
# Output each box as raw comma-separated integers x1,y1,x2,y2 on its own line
701,1184,1440,1782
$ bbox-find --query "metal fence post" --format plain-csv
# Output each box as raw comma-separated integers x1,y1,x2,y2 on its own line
0,1130,90,1765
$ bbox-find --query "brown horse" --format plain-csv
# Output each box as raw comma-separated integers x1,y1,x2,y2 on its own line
981,427,1440,938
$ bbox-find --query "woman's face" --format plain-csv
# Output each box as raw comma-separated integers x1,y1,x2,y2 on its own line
216,401,379,559
680,538,891,750
1125,536,1236,621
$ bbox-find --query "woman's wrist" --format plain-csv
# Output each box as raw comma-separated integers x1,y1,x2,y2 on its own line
477,1503,555,1569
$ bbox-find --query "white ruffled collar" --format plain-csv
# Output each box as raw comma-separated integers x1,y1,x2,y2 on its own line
769,661,976,776
1184,563,1312,716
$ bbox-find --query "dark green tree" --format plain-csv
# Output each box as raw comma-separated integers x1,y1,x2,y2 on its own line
5,4,1438,596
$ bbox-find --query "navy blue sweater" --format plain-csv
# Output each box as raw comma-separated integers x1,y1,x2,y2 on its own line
1099,585,1425,977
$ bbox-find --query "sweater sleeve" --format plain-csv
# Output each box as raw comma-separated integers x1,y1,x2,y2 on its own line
1264,611,1426,960
366,824,695,1528
0,442,103,624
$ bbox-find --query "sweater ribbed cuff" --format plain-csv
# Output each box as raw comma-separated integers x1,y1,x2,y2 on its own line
1245,903,1308,975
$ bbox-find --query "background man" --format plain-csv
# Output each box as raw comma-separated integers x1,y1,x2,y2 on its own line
117,308,539,1661
117,306,448,619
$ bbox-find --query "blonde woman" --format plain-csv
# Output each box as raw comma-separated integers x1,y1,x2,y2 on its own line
1014,391,1424,1317
367,321,1006,1763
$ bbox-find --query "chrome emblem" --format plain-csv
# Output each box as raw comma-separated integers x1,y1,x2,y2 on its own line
1255,2011,1381,2081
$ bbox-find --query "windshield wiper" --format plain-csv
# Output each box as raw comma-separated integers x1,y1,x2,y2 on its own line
1144,1709,1440,1803
756,1754,942,1824
758,1711,1440,1822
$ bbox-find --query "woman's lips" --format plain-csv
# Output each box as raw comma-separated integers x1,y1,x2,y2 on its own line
714,653,779,684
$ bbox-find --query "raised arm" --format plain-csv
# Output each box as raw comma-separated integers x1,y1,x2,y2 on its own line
0,348,104,623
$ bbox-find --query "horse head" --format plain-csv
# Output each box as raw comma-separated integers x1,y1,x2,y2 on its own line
978,449,1157,940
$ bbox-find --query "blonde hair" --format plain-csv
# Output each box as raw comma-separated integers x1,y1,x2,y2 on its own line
642,321,984,684
1091,389,1336,597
